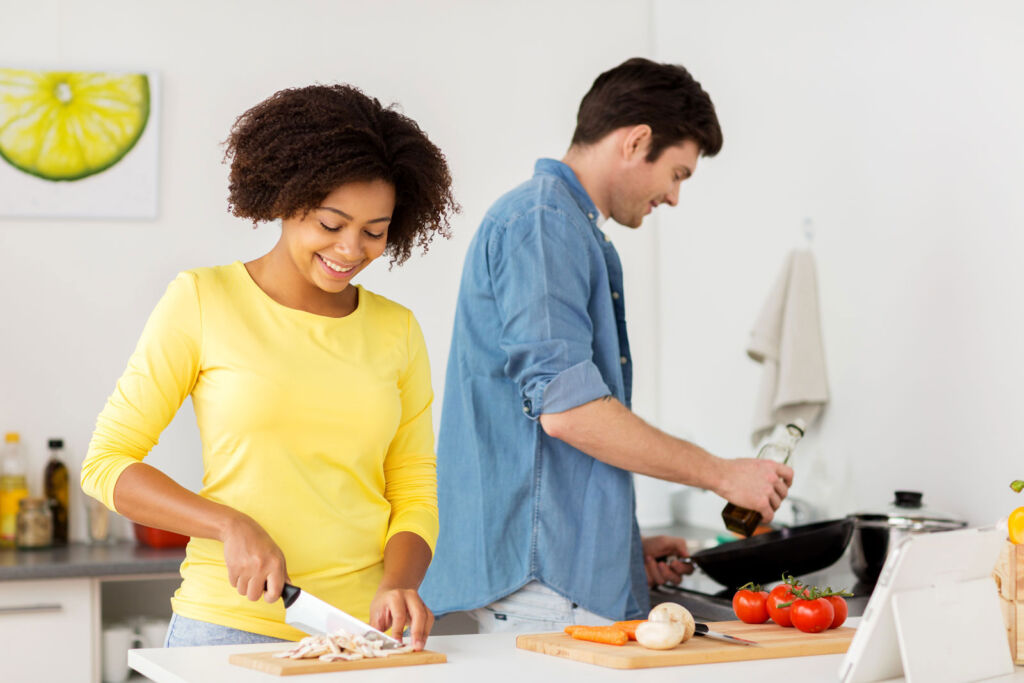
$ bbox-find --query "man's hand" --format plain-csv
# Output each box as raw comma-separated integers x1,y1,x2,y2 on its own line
641,535,694,587
716,458,793,523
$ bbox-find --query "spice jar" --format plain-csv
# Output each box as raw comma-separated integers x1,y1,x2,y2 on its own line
16,497,53,549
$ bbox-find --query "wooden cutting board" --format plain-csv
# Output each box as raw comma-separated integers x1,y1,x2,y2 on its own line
229,647,446,676
516,620,855,669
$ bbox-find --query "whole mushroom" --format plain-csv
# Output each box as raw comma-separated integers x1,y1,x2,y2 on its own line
635,620,686,650
648,602,696,642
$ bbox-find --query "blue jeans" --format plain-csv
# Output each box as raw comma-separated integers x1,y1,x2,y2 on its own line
164,613,291,647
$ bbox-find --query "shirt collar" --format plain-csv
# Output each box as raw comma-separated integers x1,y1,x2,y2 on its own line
534,158,603,228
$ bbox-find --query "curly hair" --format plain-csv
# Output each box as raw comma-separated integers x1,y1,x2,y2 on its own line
571,57,722,161
224,84,459,265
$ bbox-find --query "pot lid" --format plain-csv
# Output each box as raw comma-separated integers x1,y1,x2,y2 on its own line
848,490,967,530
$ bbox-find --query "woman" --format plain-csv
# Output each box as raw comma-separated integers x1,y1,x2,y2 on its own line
81,84,458,649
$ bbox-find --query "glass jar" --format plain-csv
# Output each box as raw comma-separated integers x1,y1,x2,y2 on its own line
16,497,53,549
85,497,114,544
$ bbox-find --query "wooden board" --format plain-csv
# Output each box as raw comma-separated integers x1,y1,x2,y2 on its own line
516,621,855,670
229,647,446,676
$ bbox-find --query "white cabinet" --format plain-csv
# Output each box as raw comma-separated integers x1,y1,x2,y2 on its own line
0,574,178,682
0,577,98,682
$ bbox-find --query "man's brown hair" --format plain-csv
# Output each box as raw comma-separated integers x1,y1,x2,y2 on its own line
571,57,722,160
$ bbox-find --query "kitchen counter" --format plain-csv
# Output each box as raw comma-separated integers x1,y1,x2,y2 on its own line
128,625,1024,683
0,541,185,580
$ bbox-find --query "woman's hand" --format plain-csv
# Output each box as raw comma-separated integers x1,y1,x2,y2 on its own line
369,585,434,651
221,512,288,603
107,463,289,603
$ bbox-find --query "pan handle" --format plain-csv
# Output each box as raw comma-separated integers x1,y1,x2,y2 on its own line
655,554,695,565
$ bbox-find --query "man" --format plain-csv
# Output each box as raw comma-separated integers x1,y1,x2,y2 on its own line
420,58,793,631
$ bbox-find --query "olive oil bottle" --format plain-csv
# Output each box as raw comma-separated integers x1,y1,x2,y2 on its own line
721,420,805,537
44,439,69,545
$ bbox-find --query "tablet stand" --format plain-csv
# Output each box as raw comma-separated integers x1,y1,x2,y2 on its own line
891,576,1013,682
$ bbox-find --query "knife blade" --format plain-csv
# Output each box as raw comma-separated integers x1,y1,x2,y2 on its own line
694,622,759,646
280,583,403,649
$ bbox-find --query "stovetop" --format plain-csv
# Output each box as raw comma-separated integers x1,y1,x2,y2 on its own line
650,553,874,622
641,522,874,622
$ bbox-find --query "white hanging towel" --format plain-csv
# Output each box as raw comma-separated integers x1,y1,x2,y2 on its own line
748,248,829,446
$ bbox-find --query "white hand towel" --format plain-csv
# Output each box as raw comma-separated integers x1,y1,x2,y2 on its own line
748,249,829,445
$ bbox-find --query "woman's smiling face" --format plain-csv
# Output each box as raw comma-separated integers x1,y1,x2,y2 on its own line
280,179,395,296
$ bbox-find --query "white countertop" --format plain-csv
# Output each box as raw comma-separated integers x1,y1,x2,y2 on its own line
123,626,1024,683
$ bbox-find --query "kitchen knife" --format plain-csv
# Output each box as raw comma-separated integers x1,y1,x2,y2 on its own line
694,622,759,646
280,583,403,649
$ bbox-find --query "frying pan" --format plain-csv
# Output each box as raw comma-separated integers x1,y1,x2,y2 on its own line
674,518,855,589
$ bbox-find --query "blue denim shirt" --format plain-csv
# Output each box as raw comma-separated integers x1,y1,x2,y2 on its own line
420,159,648,620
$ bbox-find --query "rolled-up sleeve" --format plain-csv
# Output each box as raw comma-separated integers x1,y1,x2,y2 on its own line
81,272,202,511
488,207,611,420
383,312,439,553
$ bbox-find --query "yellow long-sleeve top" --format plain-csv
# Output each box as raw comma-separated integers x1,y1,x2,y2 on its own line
81,262,438,640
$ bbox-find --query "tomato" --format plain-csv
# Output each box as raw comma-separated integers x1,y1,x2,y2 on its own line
766,584,798,627
826,595,848,629
790,598,835,634
1010,507,1024,545
732,589,769,624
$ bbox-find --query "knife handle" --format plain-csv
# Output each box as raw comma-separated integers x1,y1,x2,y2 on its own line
281,583,302,607
263,581,302,607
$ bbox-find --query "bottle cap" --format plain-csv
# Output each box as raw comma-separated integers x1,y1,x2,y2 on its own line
785,418,807,436
48,438,64,449
4,432,19,443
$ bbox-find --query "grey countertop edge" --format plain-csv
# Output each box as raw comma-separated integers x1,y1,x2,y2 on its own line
0,541,185,581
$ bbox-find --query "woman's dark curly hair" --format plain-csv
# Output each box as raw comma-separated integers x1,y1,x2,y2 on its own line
224,84,458,265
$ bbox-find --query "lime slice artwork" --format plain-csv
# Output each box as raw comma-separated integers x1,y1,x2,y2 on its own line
0,69,150,181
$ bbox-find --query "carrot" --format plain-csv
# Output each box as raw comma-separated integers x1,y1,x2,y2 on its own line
612,620,646,640
564,625,582,636
569,626,628,646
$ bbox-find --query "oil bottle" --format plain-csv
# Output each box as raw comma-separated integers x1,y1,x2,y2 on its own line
721,420,805,537
0,432,29,548
44,438,69,545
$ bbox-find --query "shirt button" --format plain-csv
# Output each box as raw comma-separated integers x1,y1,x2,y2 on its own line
611,291,620,300
604,234,611,242
523,399,532,413
587,212,595,220
620,356,628,365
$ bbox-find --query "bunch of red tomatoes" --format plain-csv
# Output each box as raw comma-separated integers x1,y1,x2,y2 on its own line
732,575,850,634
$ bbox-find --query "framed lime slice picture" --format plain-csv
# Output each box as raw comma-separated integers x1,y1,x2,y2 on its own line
0,68,158,219
0,69,150,181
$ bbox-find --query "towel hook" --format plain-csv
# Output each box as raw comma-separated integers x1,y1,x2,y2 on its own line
802,217,815,246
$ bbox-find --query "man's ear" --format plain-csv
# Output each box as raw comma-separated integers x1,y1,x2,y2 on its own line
621,124,653,162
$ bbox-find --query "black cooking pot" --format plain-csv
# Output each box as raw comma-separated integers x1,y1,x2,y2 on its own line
681,518,854,589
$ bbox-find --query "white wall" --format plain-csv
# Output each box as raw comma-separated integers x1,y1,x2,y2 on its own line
0,0,656,540
651,0,1024,527
2,0,1020,542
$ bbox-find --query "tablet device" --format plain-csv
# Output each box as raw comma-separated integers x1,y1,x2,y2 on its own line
839,525,1011,683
